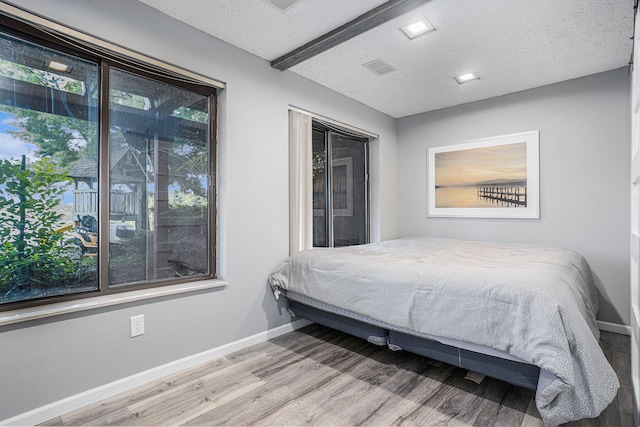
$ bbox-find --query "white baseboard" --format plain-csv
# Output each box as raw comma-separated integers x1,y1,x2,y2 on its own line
598,320,631,336
0,318,312,427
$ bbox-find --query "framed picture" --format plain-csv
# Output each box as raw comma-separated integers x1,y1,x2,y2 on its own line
427,131,539,219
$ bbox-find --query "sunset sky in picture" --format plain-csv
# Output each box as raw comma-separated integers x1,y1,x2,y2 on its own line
435,142,527,187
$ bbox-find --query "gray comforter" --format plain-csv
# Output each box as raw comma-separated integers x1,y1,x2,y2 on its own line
268,236,619,425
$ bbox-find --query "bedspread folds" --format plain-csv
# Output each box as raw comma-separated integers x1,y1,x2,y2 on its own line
268,236,619,425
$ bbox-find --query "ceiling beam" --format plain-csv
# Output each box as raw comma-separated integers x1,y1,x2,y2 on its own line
270,0,432,71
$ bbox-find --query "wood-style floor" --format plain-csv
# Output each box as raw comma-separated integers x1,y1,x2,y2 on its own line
42,324,631,426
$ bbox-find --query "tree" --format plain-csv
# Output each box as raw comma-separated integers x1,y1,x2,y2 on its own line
0,156,76,290
0,59,97,171
5,107,97,171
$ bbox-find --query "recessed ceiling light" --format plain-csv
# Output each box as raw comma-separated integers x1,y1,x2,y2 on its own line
400,17,436,40
47,60,69,72
455,72,480,84
265,0,300,13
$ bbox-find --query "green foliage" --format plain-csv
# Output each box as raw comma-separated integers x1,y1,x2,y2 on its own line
167,138,209,198
171,106,208,123
110,89,150,110
0,157,77,290
5,107,98,170
109,230,150,285
0,58,86,96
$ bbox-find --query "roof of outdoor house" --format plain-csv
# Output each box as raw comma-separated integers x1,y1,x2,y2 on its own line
67,146,136,179
67,157,97,180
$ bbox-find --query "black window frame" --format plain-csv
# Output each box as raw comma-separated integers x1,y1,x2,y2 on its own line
0,14,218,311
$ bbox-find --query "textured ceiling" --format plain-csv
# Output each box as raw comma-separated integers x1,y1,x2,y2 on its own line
139,0,634,118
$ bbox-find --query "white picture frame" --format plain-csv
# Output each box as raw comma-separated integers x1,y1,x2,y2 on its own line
427,131,540,219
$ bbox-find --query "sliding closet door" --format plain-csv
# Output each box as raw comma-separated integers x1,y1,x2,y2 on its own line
631,5,640,426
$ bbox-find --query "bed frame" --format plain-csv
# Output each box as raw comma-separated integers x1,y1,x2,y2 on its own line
288,298,540,390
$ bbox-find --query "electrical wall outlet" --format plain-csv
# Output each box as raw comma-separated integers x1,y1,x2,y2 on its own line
130,314,145,337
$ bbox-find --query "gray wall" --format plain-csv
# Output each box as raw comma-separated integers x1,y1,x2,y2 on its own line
0,0,399,420
0,1,631,421
397,68,630,326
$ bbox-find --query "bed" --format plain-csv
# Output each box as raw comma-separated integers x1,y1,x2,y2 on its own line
268,236,620,425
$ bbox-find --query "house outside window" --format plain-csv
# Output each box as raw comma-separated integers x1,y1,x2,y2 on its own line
0,17,217,310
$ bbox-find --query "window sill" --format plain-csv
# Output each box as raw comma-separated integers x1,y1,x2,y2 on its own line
0,279,228,327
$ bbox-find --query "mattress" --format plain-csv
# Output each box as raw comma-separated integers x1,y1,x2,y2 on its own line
269,236,620,425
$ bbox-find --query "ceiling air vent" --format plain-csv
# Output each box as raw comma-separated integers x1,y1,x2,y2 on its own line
363,59,396,76
265,0,300,13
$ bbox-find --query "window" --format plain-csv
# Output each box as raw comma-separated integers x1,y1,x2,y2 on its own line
312,125,369,247
0,17,217,310
107,69,213,286
288,109,371,253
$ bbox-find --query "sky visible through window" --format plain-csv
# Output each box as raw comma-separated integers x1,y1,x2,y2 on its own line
0,107,84,218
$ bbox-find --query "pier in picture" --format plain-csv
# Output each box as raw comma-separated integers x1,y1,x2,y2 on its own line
427,131,539,219
434,142,527,208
